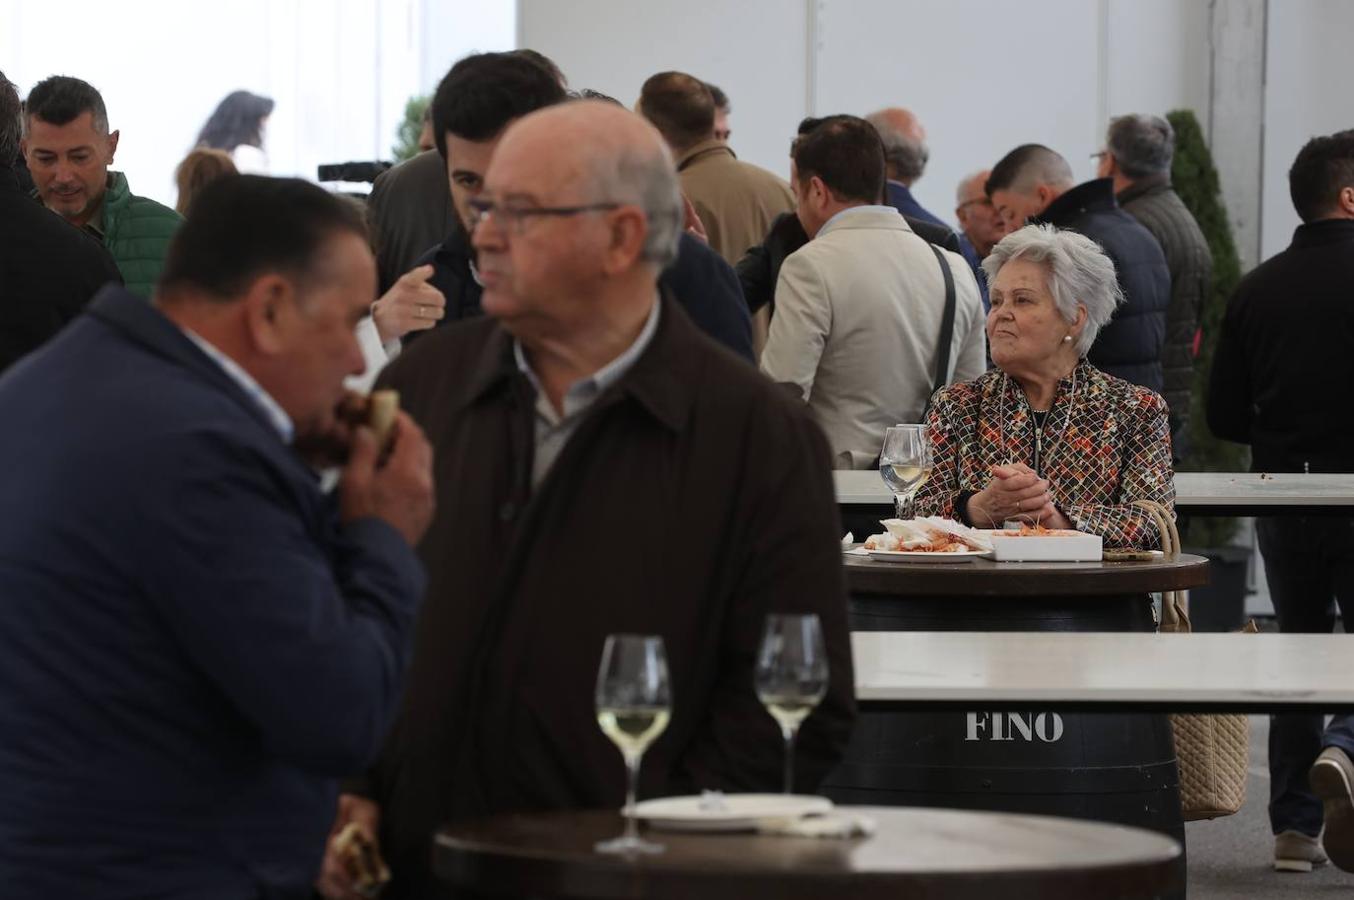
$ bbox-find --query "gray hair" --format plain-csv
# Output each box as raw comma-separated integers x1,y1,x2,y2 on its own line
1106,114,1174,179
0,71,19,168
584,136,682,270
981,223,1123,357
865,111,928,182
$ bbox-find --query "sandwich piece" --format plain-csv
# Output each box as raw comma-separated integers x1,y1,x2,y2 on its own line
333,822,391,897
366,389,399,450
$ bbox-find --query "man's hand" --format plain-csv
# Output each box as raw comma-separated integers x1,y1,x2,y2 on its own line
315,794,382,899
339,411,435,545
372,264,445,344
682,194,708,244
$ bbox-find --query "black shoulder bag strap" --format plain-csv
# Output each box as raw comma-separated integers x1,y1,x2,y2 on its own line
923,243,958,415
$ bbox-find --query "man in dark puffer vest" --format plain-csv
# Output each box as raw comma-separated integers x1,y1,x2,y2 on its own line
23,75,181,298
987,143,1170,394
1100,114,1212,459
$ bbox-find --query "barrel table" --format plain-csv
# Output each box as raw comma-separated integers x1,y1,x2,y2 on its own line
825,551,1210,900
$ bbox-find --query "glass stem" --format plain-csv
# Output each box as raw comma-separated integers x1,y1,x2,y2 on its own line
903,491,917,519
782,725,798,794
623,752,642,843
893,493,906,519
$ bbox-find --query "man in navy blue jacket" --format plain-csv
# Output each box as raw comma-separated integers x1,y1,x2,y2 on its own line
988,143,1170,393
0,176,434,899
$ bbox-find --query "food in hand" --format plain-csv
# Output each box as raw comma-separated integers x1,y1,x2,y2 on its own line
366,390,399,449
333,822,390,896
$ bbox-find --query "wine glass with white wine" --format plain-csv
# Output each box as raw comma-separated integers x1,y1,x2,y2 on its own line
595,633,671,855
755,614,829,794
880,424,933,520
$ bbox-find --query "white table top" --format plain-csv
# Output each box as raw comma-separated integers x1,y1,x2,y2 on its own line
836,470,1354,511
852,631,1354,711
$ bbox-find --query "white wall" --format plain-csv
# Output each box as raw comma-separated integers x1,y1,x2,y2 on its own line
2,0,515,208
519,0,810,183
520,0,1213,229
1261,0,1354,260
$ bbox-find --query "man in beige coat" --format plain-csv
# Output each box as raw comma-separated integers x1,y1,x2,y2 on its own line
638,71,793,266
761,115,987,469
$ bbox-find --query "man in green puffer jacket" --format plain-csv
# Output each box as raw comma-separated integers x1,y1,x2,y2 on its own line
23,75,181,297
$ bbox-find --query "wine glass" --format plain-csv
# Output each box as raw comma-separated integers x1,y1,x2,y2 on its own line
755,614,829,794
880,424,933,520
595,634,671,855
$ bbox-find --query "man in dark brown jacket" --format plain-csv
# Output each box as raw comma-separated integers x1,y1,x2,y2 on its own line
1100,114,1212,457
318,100,855,899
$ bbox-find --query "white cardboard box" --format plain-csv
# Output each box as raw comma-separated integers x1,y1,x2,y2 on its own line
985,530,1104,562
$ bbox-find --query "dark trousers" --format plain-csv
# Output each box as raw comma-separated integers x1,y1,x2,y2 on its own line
1259,516,1354,836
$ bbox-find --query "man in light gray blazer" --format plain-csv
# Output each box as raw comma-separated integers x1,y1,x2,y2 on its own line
761,115,987,469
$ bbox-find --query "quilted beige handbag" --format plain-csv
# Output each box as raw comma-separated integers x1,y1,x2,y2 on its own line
1135,500,1256,821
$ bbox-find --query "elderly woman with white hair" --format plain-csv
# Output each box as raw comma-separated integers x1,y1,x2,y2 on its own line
915,223,1174,548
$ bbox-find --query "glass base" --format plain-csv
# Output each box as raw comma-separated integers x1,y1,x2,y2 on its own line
594,834,665,855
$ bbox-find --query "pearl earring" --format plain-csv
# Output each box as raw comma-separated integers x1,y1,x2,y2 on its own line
1063,335,1073,343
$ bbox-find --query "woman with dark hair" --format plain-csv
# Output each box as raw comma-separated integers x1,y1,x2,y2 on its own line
196,90,274,174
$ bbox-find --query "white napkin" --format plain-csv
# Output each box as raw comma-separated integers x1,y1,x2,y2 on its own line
757,814,877,838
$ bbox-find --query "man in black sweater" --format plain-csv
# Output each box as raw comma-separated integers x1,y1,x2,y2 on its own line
1209,130,1354,875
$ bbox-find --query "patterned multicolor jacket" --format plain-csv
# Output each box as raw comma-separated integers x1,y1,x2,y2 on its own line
915,359,1175,549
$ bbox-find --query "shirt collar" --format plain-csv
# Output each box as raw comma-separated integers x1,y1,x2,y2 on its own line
181,328,295,444
513,295,662,417
822,204,898,232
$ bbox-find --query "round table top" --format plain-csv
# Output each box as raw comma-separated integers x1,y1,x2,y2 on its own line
434,806,1180,900
843,550,1210,596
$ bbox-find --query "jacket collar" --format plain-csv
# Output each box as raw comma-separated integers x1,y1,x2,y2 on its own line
1291,218,1354,249
86,285,295,443
817,204,910,238
460,293,696,432
1115,173,1171,206
1033,178,1117,225
676,139,735,172
103,170,131,214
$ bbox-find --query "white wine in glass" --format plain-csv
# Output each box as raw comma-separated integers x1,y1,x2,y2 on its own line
594,634,671,855
880,424,933,520
755,614,829,794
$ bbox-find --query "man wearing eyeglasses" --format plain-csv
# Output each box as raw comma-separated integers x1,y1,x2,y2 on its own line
953,169,1004,312
954,170,1005,260
317,100,855,900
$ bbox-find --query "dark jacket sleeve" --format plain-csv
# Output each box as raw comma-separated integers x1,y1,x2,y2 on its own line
673,399,856,792
661,233,754,362
735,212,808,316
1206,290,1253,445
135,429,425,777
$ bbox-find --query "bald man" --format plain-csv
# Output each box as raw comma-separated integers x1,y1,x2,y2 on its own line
987,143,1170,392
318,101,855,900
867,108,988,305
866,107,946,227
955,169,1005,258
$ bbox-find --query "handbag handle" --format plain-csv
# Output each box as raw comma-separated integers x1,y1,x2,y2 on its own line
1132,499,1191,632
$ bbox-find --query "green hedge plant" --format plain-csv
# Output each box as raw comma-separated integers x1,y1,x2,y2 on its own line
1166,108,1250,547
392,95,432,162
